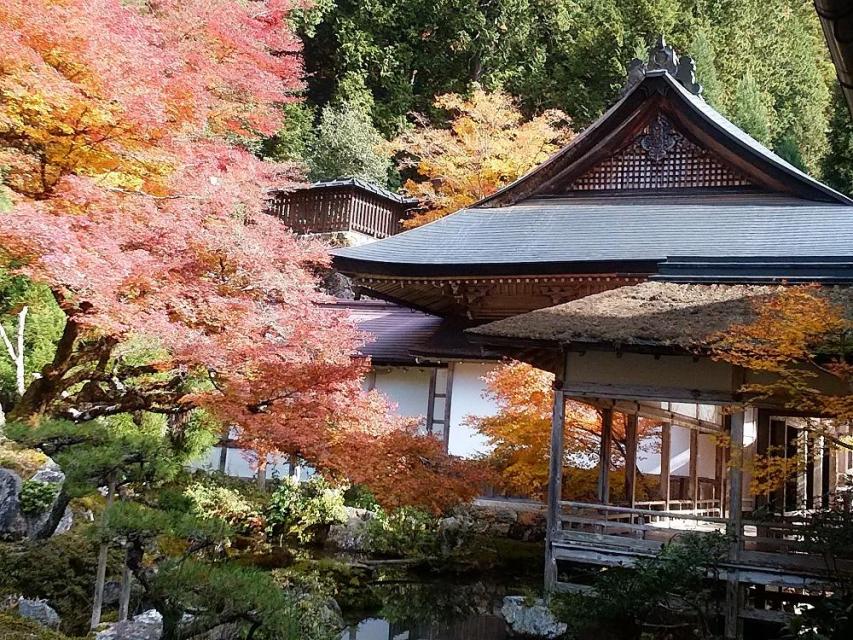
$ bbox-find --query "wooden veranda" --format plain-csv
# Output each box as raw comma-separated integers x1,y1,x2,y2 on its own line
469,300,853,639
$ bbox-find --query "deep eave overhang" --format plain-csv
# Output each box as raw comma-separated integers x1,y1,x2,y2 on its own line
336,258,658,279
817,0,853,117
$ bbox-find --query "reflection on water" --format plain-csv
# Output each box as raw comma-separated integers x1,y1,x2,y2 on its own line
341,614,508,640
339,578,514,640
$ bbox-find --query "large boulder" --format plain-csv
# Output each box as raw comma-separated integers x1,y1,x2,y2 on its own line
327,507,373,551
16,597,61,630
0,459,69,540
96,609,163,640
501,596,567,639
26,461,68,539
0,469,27,539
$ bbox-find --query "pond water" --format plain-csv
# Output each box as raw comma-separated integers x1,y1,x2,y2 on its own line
341,614,508,640
338,577,521,640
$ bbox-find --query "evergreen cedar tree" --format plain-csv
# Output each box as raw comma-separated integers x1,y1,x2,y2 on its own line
469,361,658,501
391,88,573,227
304,0,836,178
709,286,853,495
0,0,482,513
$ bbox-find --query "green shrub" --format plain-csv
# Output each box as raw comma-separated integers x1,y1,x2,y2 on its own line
265,477,346,544
0,444,48,479
184,480,264,535
0,613,72,640
342,484,379,511
0,531,122,635
19,480,58,515
364,507,441,558
551,532,729,639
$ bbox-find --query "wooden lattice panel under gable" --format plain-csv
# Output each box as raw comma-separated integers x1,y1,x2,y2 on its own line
566,114,753,192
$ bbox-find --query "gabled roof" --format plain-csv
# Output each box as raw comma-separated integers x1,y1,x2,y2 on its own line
479,71,850,207
304,177,419,206
332,63,853,290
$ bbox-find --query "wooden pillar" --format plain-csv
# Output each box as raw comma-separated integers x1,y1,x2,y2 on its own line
544,370,566,592
806,434,816,510
689,428,699,511
724,570,745,640
442,362,455,452
727,410,745,560
724,409,746,640
597,409,613,504
822,436,832,509
624,414,638,508
660,422,671,509
217,425,230,473
714,441,724,514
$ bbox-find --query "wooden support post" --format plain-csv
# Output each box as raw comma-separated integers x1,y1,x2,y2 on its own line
597,409,613,504
715,441,724,513
660,422,671,510
689,428,699,511
257,458,267,491
544,371,566,593
724,571,745,640
442,362,455,452
725,410,746,640
806,433,817,509
822,436,831,509
728,410,745,561
217,425,230,473
625,414,638,509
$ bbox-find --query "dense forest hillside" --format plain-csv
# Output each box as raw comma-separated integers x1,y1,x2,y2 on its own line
268,0,853,196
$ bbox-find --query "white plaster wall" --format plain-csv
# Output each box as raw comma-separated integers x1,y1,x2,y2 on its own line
448,362,499,458
368,366,433,421
188,447,297,479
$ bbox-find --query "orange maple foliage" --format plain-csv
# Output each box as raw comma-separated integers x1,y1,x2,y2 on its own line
390,88,572,227
710,285,852,494
468,360,658,500
0,0,482,512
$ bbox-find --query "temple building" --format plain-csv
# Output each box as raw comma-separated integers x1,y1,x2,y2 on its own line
332,40,853,636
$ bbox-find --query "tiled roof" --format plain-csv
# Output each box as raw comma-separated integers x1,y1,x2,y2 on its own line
330,300,497,364
333,193,853,277
306,177,419,205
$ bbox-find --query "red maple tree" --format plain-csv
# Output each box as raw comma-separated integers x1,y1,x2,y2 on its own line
0,0,480,511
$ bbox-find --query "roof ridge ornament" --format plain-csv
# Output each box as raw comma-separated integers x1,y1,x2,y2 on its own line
623,36,703,97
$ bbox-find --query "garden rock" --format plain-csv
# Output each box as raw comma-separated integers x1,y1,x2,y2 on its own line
25,460,68,540
501,596,567,639
328,507,373,551
52,506,74,536
0,469,26,539
16,597,61,630
96,609,163,640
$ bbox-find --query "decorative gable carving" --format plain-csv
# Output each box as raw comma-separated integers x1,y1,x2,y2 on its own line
565,114,753,193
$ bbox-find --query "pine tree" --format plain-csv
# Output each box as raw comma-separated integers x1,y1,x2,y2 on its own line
306,103,392,185
730,70,774,146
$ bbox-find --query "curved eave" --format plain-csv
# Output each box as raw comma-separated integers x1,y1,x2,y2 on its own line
817,0,853,117
477,71,852,207
332,256,658,279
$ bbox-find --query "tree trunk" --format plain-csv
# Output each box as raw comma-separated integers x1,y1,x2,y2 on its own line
90,474,117,630
9,316,78,422
0,306,28,407
118,553,132,622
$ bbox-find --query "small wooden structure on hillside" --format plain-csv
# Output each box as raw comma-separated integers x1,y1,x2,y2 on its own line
267,177,418,241
332,39,853,637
